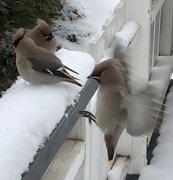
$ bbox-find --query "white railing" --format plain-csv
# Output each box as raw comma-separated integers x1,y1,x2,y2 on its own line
42,0,173,179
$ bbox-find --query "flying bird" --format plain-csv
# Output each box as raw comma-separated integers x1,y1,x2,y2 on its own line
25,18,57,53
79,59,157,161
12,28,82,87
80,59,128,161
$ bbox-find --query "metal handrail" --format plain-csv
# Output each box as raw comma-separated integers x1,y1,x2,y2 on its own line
21,79,99,180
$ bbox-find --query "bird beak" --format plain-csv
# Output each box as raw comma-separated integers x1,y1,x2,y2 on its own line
87,75,100,83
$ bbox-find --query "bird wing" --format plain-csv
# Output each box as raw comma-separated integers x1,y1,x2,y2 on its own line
27,55,76,79
124,92,157,136
27,55,61,71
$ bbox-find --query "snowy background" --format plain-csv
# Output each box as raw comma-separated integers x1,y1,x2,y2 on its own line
1,0,173,179
53,0,120,51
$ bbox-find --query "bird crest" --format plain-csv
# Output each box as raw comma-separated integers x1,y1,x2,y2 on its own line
37,18,53,38
12,28,26,48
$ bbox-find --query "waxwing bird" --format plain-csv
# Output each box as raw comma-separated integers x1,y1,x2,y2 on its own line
25,18,57,53
81,59,129,161
79,59,157,161
12,28,82,87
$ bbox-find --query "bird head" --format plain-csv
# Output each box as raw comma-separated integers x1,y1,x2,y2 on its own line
12,28,26,48
88,59,119,84
36,18,54,41
87,73,101,83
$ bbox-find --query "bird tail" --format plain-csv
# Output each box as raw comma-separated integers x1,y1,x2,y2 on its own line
56,67,83,87
104,135,115,161
105,121,126,161
64,65,79,74
64,78,83,87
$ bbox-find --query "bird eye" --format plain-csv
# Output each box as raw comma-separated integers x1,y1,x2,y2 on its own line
46,36,53,41
39,29,54,41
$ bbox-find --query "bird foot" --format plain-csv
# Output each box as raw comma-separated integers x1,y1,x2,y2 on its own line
79,110,96,125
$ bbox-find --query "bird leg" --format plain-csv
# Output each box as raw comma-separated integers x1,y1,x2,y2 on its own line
79,110,96,125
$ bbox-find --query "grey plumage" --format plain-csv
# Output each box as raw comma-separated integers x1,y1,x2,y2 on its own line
25,19,57,53
12,28,82,87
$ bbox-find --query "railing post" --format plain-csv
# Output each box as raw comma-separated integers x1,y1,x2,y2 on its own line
126,0,151,91
159,0,173,55
89,30,105,63
124,0,151,174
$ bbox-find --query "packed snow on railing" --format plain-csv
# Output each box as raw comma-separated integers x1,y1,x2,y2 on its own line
101,21,139,61
0,49,95,180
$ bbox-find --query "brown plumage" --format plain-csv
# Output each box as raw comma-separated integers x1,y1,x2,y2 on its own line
88,59,128,161
93,59,128,160
25,19,57,53
12,28,82,87
80,59,157,161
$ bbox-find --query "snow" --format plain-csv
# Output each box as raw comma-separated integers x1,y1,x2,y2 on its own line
54,0,120,51
2,0,172,179
101,21,139,61
148,56,173,97
1,0,123,178
0,49,95,180
139,85,173,180
108,157,129,180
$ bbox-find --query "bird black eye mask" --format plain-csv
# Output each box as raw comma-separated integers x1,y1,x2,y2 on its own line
46,35,54,41
39,29,54,41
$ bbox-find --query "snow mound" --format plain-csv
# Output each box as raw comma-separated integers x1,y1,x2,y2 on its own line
0,48,95,180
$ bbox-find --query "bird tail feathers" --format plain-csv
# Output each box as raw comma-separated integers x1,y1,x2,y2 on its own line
105,121,126,161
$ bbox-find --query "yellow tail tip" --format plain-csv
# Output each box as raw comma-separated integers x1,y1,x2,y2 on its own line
108,159,113,165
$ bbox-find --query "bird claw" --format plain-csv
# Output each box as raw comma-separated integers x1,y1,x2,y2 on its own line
79,110,96,125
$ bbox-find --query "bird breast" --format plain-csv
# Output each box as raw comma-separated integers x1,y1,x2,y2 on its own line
95,86,126,135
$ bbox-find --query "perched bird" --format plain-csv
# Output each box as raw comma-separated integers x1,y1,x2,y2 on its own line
25,18,57,53
79,59,157,161
12,28,82,87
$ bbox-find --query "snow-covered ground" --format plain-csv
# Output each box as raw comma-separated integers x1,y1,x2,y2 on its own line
53,0,120,51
